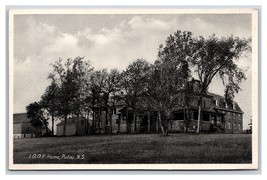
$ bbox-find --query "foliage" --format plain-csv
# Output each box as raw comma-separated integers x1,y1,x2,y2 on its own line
190,34,250,133
40,80,60,135
26,101,48,133
48,57,93,135
150,31,194,135
25,30,251,136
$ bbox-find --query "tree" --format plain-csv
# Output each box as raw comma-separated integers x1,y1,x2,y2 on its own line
182,77,195,132
49,57,91,136
136,94,154,133
150,31,194,135
89,69,108,134
102,69,121,134
121,59,151,133
40,79,60,136
26,102,49,135
191,34,250,133
148,61,188,135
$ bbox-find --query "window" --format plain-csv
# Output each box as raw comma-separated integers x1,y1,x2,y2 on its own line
215,100,218,106
116,119,120,124
203,113,210,121
173,113,184,120
238,123,241,130
233,123,236,129
228,122,231,129
194,112,198,120
113,108,116,115
203,101,206,108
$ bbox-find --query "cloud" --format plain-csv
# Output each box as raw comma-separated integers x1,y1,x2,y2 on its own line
14,18,59,61
14,55,51,112
73,16,182,70
13,15,252,115
14,15,180,112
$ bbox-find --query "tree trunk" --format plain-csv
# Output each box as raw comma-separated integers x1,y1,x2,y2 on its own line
184,108,191,133
126,106,130,133
51,114,54,136
134,109,137,133
158,112,164,135
156,111,159,133
63,115,68,136
98,109,101,134
92,106,95,134
147,113,151,133
196,101,202,134
109,111,112,135
86,110,90,135
183,108,186,132
118,114,121,133
44,124,49,135
159,112,169,136
105,99,108,134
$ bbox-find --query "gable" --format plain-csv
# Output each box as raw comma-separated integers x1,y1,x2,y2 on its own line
13,113,31,124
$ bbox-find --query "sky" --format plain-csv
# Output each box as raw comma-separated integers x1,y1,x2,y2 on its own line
13,13,252,129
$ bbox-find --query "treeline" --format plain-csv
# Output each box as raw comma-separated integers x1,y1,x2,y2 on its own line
26,30,250,136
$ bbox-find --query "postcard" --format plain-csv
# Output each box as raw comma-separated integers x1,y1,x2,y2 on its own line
9,8,258,170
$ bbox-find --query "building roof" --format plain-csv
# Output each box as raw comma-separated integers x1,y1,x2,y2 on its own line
13,113,31,123
207,92,243,113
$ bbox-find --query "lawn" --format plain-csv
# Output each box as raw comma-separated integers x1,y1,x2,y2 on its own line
13,133,252,164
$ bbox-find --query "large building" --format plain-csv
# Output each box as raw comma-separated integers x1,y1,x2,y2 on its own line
13,113,42,138
106,92,243,134
169,92,243,133
56,80,244,135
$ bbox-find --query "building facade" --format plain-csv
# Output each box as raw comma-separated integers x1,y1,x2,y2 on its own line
56,117,87,136
13,113,42,139
55,81,243,135
169,92,243,133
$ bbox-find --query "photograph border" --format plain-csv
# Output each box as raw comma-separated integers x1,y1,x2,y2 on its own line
8,8,259,170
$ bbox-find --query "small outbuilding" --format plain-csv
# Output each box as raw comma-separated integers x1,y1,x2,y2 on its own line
56,117,86,136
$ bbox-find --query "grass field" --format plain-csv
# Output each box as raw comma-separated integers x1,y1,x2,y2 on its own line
13,133,252,164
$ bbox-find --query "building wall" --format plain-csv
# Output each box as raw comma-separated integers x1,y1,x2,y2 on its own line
224,111,243,133
169,112,243,134
13,134,36,139
170,119,213,132
75,120,86,135
111,113,128,133
21,122,41,134
13,122,41,138
57,124,76,136
13,123,21,134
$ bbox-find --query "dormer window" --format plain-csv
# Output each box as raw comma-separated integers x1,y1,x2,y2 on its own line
225,103,228,108
215,100,218,106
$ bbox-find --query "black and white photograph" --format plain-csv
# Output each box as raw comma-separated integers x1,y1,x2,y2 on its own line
8,8,258,170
